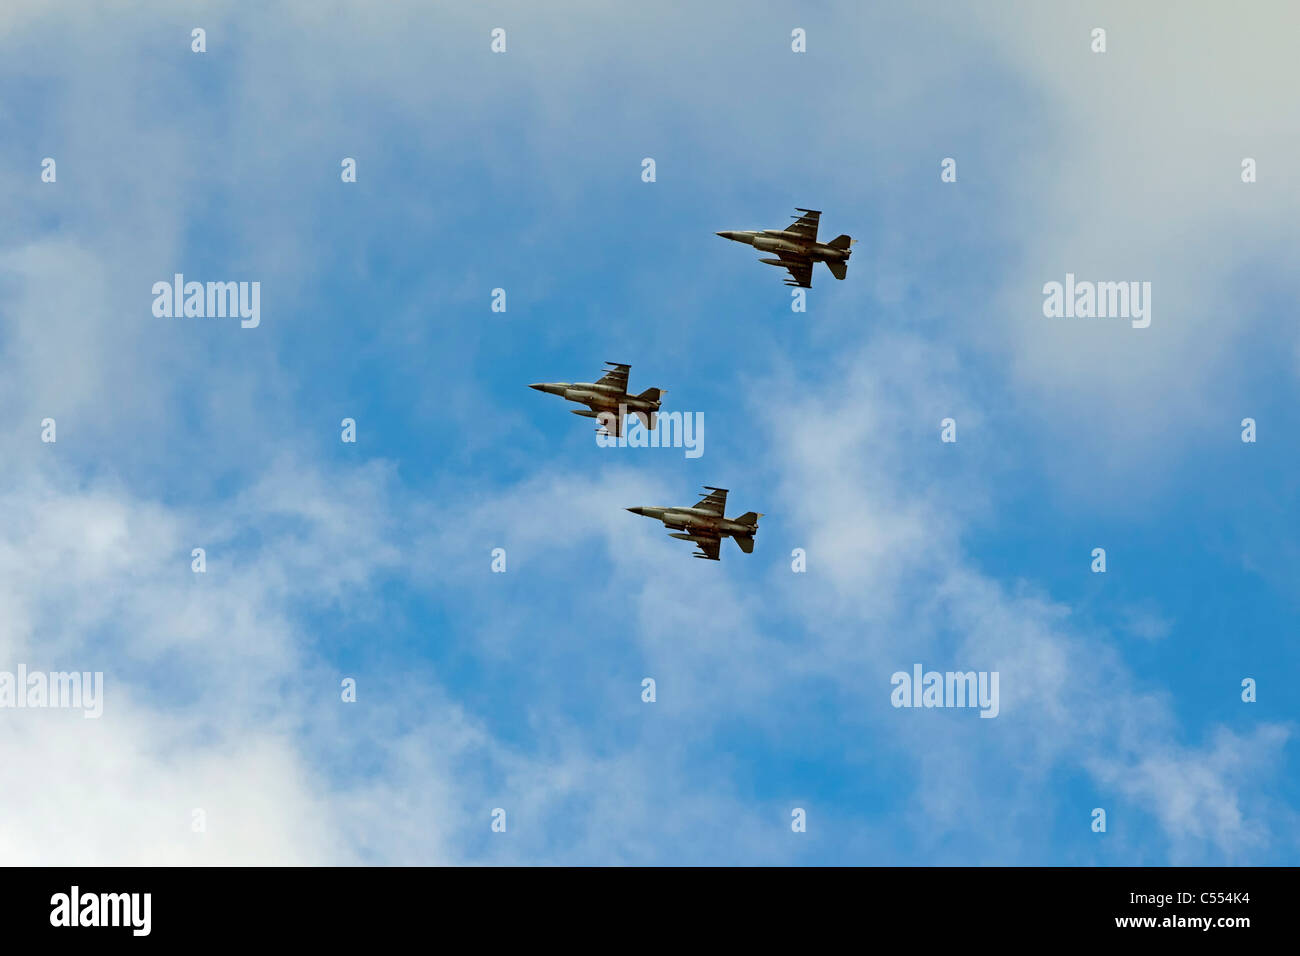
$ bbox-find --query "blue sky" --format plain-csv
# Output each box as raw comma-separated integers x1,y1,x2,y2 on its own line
0,0,1296,864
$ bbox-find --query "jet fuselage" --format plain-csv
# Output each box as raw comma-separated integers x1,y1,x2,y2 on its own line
626,506,754,537
716,230,851,263
529,381,662,416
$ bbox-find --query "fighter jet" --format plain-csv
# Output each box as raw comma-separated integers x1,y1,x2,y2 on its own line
716,208,855,288
626,486,763,561
530,362,665,438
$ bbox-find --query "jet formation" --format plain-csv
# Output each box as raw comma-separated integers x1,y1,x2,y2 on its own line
529,207,853,562
530,362,664,438
716,208,855,288
627,486,762,561
530,370,762,562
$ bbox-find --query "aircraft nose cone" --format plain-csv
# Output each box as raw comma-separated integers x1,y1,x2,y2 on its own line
626,507,646,516
529,383,546,391
716,231,734,240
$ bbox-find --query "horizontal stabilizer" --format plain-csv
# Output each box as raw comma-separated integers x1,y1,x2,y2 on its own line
735,511,763,527
826,260,848,280
733,534,755,554
827,234,852,250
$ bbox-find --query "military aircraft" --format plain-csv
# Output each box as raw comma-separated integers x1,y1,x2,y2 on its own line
530,362,665,438
716,208,855,288
626,486,763,561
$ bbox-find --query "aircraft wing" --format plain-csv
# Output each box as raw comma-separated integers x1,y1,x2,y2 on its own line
692,534,722,561
595,362,630,391
784,208,821,242
692,486,728,515
777,255,814,288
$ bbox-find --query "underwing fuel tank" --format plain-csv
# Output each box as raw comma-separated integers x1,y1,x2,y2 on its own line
758,258,790,267
570,408,598,417
668,533,713,544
